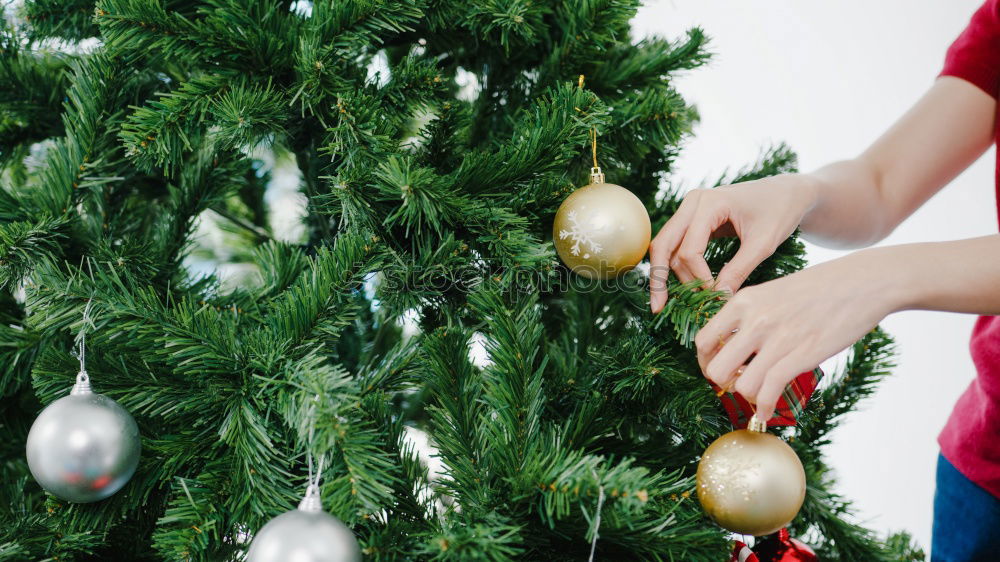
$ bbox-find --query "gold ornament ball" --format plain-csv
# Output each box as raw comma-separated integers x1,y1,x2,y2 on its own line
696,428,806,536
553,182,651,279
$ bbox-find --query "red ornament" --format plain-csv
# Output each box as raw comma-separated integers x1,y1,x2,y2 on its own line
712,368,823,430
729,541,759,562
752,529,818,562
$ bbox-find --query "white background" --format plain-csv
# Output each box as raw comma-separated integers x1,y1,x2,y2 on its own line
633,0,995,550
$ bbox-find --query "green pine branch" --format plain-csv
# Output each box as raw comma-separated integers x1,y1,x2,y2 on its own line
0,1,916,558
22,0,99,41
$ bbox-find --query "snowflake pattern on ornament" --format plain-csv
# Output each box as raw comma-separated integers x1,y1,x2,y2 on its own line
558,209,603,259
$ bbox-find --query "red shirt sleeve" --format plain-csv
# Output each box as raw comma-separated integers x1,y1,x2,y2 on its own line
941,0,1000,99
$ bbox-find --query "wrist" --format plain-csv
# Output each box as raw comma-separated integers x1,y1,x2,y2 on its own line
852,245,923,314
792,173,823,224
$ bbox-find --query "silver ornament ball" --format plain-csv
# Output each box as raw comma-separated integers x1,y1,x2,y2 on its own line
25,372,140,503
247,487,361,562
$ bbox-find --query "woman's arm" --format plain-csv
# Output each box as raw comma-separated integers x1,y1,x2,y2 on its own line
696,234,1000,421
649,77,996,312
891,235,1000,314
800,76,997,248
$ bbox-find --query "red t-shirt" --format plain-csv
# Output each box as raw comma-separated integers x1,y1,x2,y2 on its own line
937,0,1000,498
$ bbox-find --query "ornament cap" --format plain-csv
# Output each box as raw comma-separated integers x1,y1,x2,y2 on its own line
71,370,93,395
298,484,323,513
589,166,605,185
747,415,767,433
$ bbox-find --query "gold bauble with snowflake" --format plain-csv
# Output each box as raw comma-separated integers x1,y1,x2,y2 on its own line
552,169,651,279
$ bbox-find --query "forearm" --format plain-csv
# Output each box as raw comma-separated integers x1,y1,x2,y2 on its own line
797,159,889,249
871,235,1000,315
797,78,995,250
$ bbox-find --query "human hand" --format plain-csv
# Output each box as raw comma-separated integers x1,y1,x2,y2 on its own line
693,248,902,420
649,174,819,313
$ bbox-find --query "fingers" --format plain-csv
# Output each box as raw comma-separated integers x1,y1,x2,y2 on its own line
650,189,730,313
733,345,784,406
695,307,740,373
752,354,810,421
649,193,700,313
730,345,811,421
702,330,757,388
673,215,718,288
715,238,772,293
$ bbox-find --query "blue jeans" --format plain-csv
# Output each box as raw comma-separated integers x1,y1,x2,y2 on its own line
932,453,1000,561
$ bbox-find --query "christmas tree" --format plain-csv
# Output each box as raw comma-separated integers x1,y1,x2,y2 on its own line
0,1,924,560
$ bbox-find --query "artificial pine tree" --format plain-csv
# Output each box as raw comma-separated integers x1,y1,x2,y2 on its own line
0,1,924,560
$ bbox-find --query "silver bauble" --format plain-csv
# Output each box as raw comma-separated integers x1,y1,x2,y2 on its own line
247,486,361,562
25,372,140,503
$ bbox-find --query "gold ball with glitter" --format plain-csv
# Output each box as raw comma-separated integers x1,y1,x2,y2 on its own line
552,168,651,279
696,418,806,536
